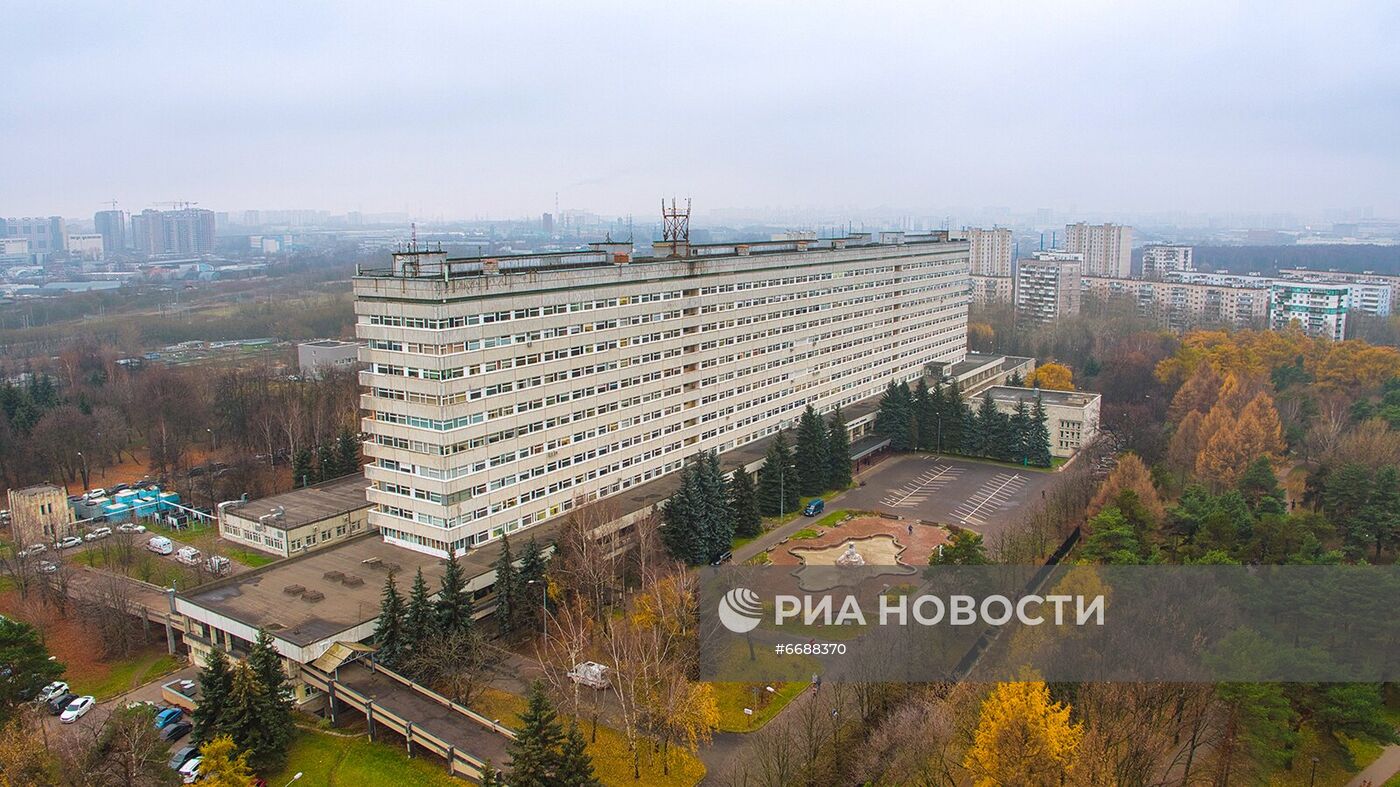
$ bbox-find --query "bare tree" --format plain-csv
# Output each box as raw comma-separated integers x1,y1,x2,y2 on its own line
400,628,490,708
77,573,145,659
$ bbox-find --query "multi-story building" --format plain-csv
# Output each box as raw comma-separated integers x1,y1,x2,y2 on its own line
1083,275,1270,331
94,209,127,253
66,234,105,260
1,216,66,254
353,232,970,558
1270,281,1348,340
970,274,1014,307
1015,251,1082,323
1276,270,1393,317
6,484,75,546
218,474,373,558
132,208,217,256
297,339,363,377
985,386,1100,458
1141,244,1194,279
1063,222,1133,278
965,227,1013,277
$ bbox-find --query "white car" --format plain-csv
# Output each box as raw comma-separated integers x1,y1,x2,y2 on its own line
85,488,107,500
84,527,113,542
23,543,46,555
179,756,203,784
59,695,95,723
567,661,611,689
36,681,69,703
37,561,58,574
116,523,146,534
56,536,83,550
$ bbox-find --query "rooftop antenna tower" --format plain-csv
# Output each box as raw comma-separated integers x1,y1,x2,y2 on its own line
410,221,417,252
661,197,691,256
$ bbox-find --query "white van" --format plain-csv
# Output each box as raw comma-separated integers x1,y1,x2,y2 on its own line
205,555,231,574
175,546,202,566
146,536,174,555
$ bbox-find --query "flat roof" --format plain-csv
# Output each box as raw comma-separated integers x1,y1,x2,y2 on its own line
222,474,371,531
985,385,1101,408
301,339,357,348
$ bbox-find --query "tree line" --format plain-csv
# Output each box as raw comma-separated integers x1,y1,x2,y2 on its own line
190,628,295,773
874,378,1053,467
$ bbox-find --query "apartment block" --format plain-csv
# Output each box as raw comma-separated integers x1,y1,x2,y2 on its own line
970,274,1014,306
353,232,970,558
1141,244,1194,279
1015,251,1082,323
1063,222,1133,278
94,209,127,253
1,216,66,254
1270,281,1348,340
132,208,217,256
965,227,1013,276
1083,275,1270,331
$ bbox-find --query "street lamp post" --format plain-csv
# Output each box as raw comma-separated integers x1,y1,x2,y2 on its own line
1308,756,1318,786
284,773,303,787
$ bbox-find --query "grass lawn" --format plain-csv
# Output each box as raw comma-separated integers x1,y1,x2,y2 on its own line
473,687,705,786
789,528,821,541
1266,723,1392,786
811,508,850,528
713,681,807,732
74,546,198,588
266,726,460,787
68,648,182,701
225,547,277,567
730,534,760,551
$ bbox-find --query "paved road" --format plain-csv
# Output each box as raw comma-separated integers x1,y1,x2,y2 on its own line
1348,743,1400,786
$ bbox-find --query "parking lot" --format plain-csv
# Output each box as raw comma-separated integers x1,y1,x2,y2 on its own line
840,454,1061,537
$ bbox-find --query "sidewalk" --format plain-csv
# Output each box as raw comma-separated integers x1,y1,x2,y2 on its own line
1348,743,1400,787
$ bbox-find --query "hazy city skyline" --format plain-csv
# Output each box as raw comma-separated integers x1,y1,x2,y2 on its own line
4,1,1398,220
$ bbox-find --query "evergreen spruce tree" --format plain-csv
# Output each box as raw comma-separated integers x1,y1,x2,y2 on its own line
1007,370,1025,387
404,568,438,652
221,661,290,773
913,379,935,451
246,629,293,768
315,441,335,482
374,573,407,667
756,433,801,515
728,468,762,539
436,549,475,636
971,391,998,458
875,381,915,450
291,446,313,488
492,535,520,636
555,722,602,786
1010,400,1032,465
947,377,970,453
1028,395,1053,467
705,451,735,560
480,762,501,787
333,427,360,478
518,538,549,629
794,405,830,496
191,646,232,743
825,407,852,490
929,383,949,453
507,681,566,787
661,463,709,564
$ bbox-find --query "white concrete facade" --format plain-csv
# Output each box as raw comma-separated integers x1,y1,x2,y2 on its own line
1270,281,1348,340
1063,222,1133,278
1015,252,1082,323
353,234,970,558
985,386,1101,458
1083,275,1270,331
966,227,1013,276
1141,244,1194,279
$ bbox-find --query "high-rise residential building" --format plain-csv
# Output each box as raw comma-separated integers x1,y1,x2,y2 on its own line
1141,244,1194,279
131,208,217,256
966,227,1012,276
970,274,1014,306
1063,222,1133,277
94,209,127,252
1270,281,1348,340
1015,251,1082,323
354,232,970,558
1,216,66,254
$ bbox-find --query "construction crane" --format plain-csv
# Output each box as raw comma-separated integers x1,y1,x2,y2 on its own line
98,200,119,211
153,200,200,210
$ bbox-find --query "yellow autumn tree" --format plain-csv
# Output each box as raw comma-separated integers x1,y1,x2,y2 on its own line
1167,362,1221,422
964,678,1083,787
1235,391,1286,459
1087,453,1165,523
1027,362,1074,391
1216,371,1262,415
1195,403,1254,489
196,735,256,787
1166,410,1205,475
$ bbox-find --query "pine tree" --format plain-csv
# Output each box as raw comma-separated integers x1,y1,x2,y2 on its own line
493,535,520,636
291,446,313,488
662,463,709,564
971,391,998,458
756,433,800,515
374,573,406,666
875,381,915,450
825,407,852,489
315,441,336,482
436,549,475,636
728,469,762,539
507,681,566,787
1009,400,1031,465
794,405,830,496
929,383,949,452
1028,396,1053,467
221,662,289,773
518,538,549,631
699,451,734,561
247,628,293,762
946,377,970,453
404,568,437,651
191,646,232,743
333,427,360,478
913,379,935,451
555,721,602,786
480,762,501,787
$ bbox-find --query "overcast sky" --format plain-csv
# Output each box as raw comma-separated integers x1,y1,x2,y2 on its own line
3,1,1398,222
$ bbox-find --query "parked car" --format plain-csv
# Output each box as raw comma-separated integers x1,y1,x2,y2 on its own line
206,555,231,574
117,523,146,534
109,483,130,494
35,681,69,704
567,661,611,689
710,550,733,566
46,692,78,715
178,756,203,784
0,509,9,522
84,527,113,542
37,561,58,574
56,536,83,550
147,536,174,555
175,546,202,566
803,498,825,517
168,744,199,771
125,699,157,711
154,707,184,729
160,720,193,742
59,696,95,723
84,488,107,500
23,543,46,555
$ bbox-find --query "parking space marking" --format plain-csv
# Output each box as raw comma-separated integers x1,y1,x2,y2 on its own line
951,472,1029,525
879,464,961,508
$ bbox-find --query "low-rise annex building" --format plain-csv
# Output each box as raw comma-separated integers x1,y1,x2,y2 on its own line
984,385,1101,458
218,474,373,558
